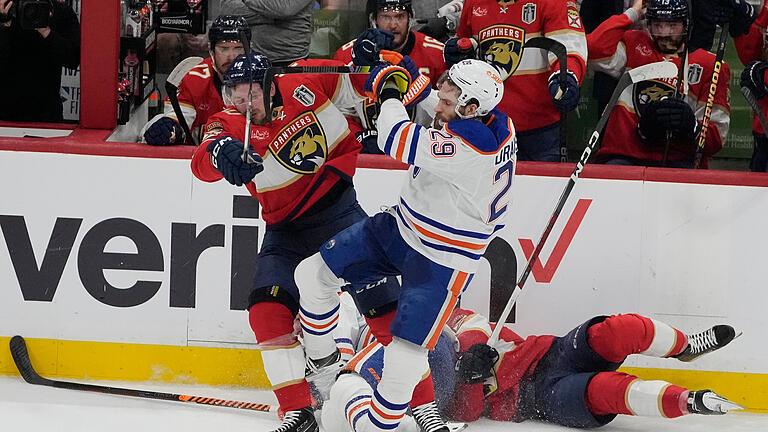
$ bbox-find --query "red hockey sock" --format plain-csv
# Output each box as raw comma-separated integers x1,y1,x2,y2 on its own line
274,381,313,412
410,372,435,407
586,372,636,416
365,310,396,346
587,314,686,363
248,302,295,342
587,372,689,418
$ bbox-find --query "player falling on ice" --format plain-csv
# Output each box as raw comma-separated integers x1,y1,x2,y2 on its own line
322,304,743,431
294,58,516,432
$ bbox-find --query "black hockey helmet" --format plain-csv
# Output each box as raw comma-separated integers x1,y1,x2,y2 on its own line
646,0,689,26
208,15,251,48
366,0,413,22
223,51,272,88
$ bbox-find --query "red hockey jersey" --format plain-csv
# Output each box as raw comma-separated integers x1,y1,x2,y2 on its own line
735,0,768,135
457,0,588,132
167,57,225,143
334,31,446,129
444,308,554,422
191,64,361,225
588,13,730,165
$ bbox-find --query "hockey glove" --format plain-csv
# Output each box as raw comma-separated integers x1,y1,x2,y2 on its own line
724,0,757,37
443,37,478,69
144,116,186,146
352,29,395,66
207,135,263,186
455,343,499,384
356,129,383,154
548,70,580,113
741,60,768,100
399,55,432,107
365,64,412,103
638,98,697,144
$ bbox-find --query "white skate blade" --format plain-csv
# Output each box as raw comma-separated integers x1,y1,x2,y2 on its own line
717,398,746,412
447,422,468,431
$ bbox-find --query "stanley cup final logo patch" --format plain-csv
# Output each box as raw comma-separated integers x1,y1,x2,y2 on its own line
268,111,328,174
478,24,525,80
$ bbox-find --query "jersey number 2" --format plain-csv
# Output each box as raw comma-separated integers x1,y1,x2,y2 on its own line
488,161,513,223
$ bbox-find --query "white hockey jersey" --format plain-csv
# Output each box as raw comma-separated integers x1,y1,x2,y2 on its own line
376,99,518,272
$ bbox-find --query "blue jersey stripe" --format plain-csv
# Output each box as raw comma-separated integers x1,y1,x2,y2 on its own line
406,124,421,165
384,119,409,155
299,304,339,320
400,198,499,239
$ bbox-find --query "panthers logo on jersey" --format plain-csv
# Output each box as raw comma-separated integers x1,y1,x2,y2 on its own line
268,111,328,174
633,80,675,116
478,24,525,80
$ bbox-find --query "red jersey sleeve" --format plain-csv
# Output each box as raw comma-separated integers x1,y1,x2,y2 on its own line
541,0,588,83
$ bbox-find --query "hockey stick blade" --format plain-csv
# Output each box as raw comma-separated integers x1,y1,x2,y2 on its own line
9,336,277,413
167,56,204,87
487,61,678,346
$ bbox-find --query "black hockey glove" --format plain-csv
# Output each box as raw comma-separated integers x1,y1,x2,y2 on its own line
207,135,263,186
356,129,383,154
443,37,478,69
638,98,697,144
144,116,185,146
352,29,395,66
455,343,499,384
548,70,580,113
741,60,768,99
717,0,757,37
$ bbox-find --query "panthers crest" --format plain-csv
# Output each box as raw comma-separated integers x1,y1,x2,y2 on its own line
633,80,676,117
478,24,525,80
269,111,328,174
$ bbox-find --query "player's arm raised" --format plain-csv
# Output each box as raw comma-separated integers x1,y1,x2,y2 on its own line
586,0,641,77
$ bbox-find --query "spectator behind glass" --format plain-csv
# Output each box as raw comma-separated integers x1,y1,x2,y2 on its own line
220,0,315,66
0,0,80,122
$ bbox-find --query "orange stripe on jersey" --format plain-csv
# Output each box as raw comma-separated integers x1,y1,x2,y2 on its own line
339,347,355,356
395,123,413,160
345,341,381,372
347,400,371,424
426,272,469,348
408,217,486,250
370,401,405,420
299,314,339,330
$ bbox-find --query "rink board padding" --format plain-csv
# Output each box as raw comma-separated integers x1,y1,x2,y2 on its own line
0,148,767,410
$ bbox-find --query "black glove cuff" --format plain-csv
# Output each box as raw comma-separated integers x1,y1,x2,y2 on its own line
380,87,403,102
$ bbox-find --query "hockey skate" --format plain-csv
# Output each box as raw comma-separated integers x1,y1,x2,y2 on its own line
674,325,739,362
305,349,346,402
411,401,467,432
271,406,318,432
687,390,745,415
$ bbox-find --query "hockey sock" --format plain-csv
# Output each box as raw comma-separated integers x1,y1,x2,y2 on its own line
587,372,688,418
365,309,396,346
587,314,687,363
410,371,436,407
296,253,346,360
249,302,311,412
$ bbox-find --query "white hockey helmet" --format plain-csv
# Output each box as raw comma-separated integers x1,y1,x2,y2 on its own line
447,59,504,118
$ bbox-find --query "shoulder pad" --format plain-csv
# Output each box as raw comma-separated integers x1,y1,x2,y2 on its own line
445,118,501,154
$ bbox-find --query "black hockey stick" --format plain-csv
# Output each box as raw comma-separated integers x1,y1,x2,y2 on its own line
487,61,678,346
663,0,693,166
9,336,277,414
525,37,568,162
694,22,729,168
741,85,768,139
164,56,203,146
482,237,518,324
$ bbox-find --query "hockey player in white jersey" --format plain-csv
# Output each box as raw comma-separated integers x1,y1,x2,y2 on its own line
295,59,516,432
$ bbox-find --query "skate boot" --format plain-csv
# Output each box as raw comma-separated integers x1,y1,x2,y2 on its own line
674,325,737,362
411,401,451,432
271,406,318,432
305,349,346,402
687,390,745,415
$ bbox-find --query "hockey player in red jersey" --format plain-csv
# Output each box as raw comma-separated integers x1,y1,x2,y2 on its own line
142,15,247,146
448,0,587,161
736,0,768,172
334,0,446,153
322,307,742,431
587,0,730,168
190,52,401,432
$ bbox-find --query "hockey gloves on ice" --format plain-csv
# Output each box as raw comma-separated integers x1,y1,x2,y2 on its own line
144,116,186,146
443,37,478,69
713,0,756,37
548,70,580,113
741,61,768,99
365,64,412,103
207,135,263,186
638,97,697,144
455,343,499,384
352,29,395,66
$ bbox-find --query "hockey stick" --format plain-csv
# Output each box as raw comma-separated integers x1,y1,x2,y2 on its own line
741,85,768,139
694,22,729,168
525,37,568,162
238,29,258,163
9,336,277,413
164,56,204,146
663,0,693,166
487,61,678,346
482,237,518,324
